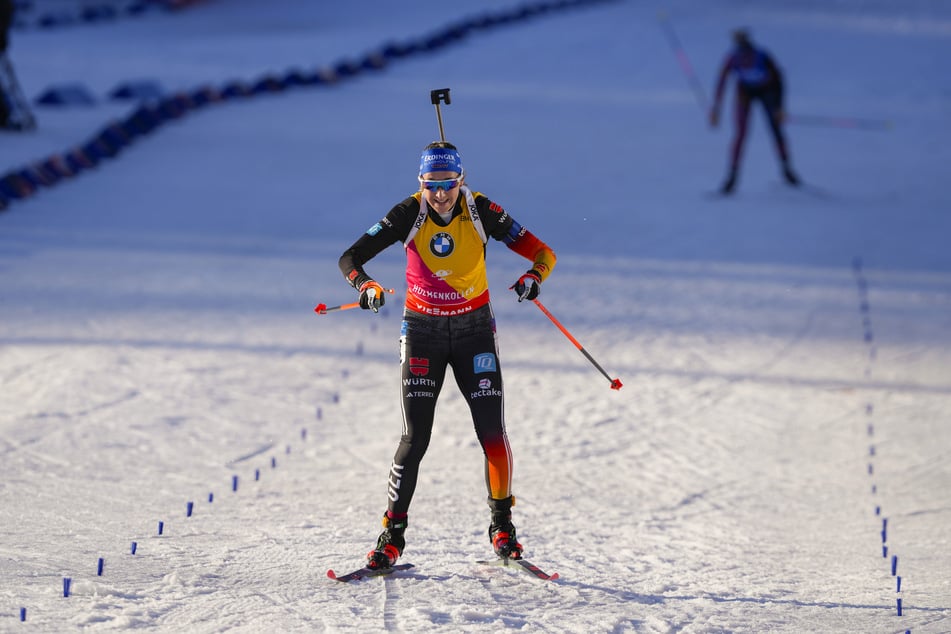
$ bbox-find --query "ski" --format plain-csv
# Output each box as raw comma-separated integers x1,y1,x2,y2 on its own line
771,180,835,200
476,557,559,581
794,183,836,200
327,562,414,583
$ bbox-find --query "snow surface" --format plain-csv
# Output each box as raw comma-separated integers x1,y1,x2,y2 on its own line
2,0,951,631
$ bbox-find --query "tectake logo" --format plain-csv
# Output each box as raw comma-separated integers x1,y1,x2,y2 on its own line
473,353,497,374
430,232,454,257
479,378,492,389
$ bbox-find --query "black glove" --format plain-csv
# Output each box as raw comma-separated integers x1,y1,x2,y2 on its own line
358,280,385,312
510,270,541,302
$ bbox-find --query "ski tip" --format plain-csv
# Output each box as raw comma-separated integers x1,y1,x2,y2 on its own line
549,572,560,581
610,378,623,390
326,569,338,580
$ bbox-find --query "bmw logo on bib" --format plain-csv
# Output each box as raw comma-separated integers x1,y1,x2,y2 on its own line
430,232,454,257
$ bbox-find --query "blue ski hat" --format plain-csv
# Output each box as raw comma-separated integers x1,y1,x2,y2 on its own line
419,144,463,176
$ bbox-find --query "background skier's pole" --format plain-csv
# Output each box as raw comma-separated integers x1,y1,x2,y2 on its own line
657,10,709,112
533,299,623,390
786,113,892,131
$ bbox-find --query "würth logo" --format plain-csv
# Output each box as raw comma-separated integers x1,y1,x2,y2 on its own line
409,357,430,376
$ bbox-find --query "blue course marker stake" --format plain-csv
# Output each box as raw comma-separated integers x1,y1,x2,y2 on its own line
209,492,214,503
897,576,902,592
158,521,164,536
271,456,277,468
20,607,26,621
897,597,903,616
97,557,104,576
131,541,137,555
63,577,72,597
255,469,260,481
883,545,888,558
187,501,194,517
232,475,239,492
892,554,898,576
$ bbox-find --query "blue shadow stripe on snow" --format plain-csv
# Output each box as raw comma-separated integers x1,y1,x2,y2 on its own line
0,0,615,214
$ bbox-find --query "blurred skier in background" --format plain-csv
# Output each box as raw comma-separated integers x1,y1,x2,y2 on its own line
0,0,15,129
0,0,10,49
338,140,557,570
1,0,34,132
709,28,799,194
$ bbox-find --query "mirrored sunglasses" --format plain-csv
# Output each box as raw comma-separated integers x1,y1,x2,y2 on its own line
418,176,462,192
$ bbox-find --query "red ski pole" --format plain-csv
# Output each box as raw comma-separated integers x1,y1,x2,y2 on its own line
786,113,892,131
532,299,622,390
657,10,709,113
314,288,395,315
314,300,360,314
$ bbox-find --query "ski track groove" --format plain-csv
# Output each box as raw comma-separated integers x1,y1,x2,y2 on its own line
381,574,404,632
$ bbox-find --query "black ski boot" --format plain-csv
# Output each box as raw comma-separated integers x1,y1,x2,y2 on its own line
488,496,523,560
366,513,407,570
719,169,737,195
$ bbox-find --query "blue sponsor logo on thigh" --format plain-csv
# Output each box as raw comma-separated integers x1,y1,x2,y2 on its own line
473,352,496,374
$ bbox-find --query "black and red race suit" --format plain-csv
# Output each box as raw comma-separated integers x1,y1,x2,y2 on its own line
339,187,556,516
